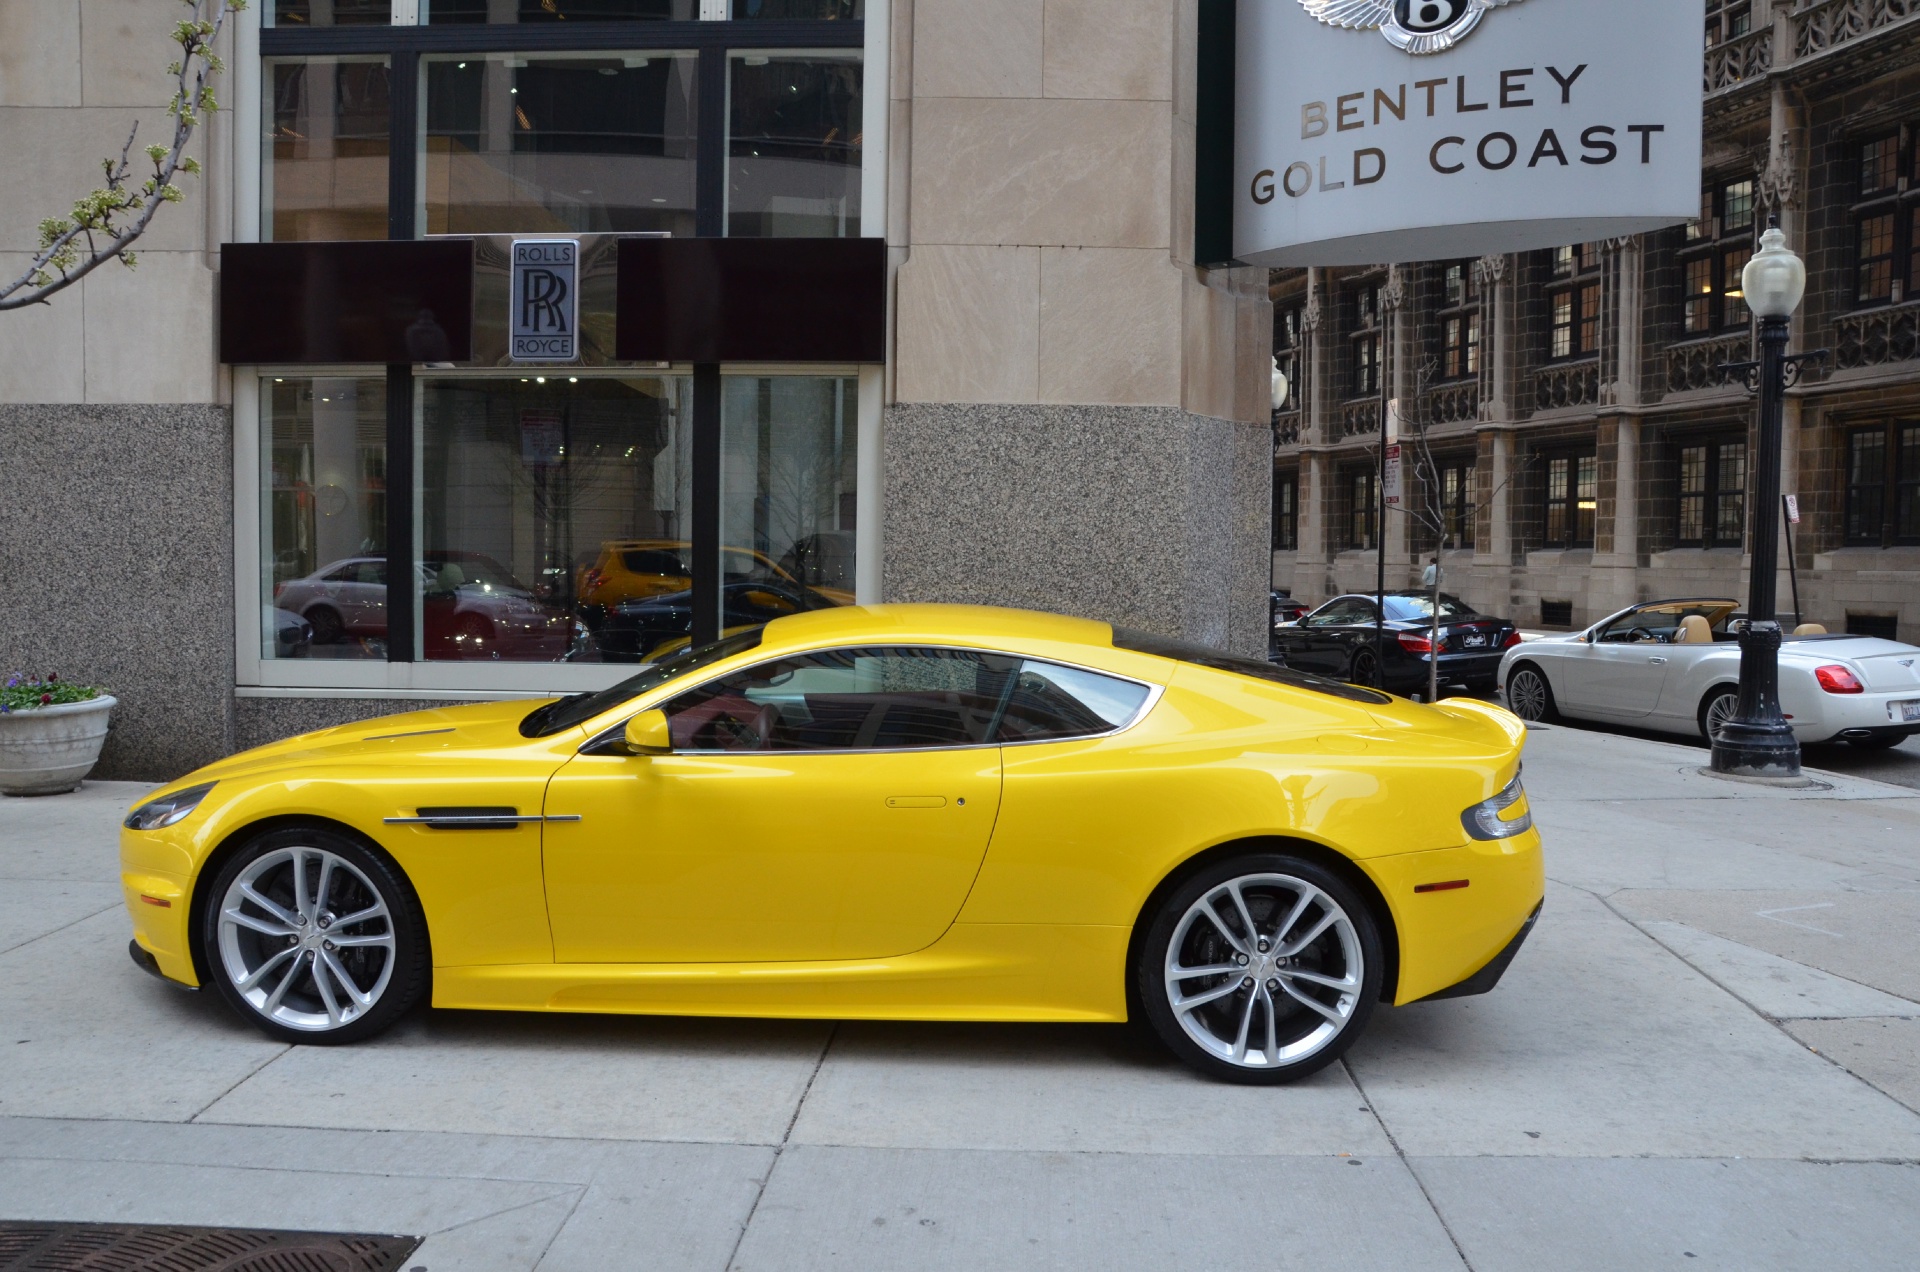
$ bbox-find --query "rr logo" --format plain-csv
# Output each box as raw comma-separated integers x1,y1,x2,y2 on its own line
520,269,571,334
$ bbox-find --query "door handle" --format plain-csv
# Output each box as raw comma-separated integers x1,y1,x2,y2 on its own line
1649,657,1668,665
886,796,947,809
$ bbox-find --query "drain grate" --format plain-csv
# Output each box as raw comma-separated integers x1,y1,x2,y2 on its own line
0,1224,421,1272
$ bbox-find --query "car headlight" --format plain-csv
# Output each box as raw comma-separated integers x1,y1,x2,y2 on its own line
1462,774,1532,841
124,783,216,831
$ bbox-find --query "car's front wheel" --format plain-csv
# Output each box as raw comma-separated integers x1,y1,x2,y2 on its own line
201,828,428,1044
1137,855,1382,1084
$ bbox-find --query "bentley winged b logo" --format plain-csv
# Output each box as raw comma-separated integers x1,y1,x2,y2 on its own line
1300,0,1531,55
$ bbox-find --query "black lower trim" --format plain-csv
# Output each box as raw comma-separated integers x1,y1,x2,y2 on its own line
129,939,194,990
1416,902,1541,1003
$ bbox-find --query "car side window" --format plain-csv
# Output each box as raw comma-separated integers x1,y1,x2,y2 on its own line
1600,609,1682,643
995,661,1153,743
1306,598,1372,628
661,647,1017,753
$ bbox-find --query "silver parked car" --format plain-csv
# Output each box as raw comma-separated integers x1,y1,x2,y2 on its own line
1497,598,1920,749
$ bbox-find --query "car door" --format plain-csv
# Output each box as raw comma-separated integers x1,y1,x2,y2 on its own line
1287,598,1374,675
540,646,1009,964
1559,607,1681,716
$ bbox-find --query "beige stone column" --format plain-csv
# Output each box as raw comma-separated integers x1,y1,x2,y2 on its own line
884,0,1275,654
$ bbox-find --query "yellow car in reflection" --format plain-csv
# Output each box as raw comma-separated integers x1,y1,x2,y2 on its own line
120,606,1543,1083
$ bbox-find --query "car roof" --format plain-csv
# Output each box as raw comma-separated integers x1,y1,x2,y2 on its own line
761,604,1115,651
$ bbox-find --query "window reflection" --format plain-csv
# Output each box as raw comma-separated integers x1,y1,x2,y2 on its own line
423,54,698,236
732,0,864,17
263,378,389,661
729,53,863,238
425,0,695,20
723,375,858,600
266,59,392,241
420,376,693,663
272,0,390,25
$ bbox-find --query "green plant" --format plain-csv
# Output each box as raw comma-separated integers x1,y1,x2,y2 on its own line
0,674,104,715
0,0,248,312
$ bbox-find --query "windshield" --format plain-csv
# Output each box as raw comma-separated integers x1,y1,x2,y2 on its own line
1111,628,1391,705
519,629,765,738
1384,593,1479,622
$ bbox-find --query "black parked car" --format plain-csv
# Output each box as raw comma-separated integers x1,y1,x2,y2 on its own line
1271,591,1520,695
1269,591,1310,660
598,579,841,662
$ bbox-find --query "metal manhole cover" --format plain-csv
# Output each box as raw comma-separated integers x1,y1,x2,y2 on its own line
0,1224,421,1272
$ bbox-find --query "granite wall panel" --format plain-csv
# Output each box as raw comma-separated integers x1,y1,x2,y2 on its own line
882,402,1269,657
0,404,232,782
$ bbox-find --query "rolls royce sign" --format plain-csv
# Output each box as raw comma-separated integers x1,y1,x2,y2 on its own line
1232,0,1702,267
511,239,579,362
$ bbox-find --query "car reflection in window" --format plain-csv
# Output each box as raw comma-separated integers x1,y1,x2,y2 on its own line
660,647,1153,753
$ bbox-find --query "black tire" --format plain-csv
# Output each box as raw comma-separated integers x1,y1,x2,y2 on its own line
306,606,344,646
1349,647,1381,688
1504,663,1558,723
1698,686,1741,744
1136,853,1384,1085
199,826,429,1045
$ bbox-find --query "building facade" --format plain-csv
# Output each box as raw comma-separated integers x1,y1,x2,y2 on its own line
0,0,1272,781
1272,0,1920,646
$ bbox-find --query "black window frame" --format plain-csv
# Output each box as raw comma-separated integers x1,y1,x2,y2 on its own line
1845,422,1920,546
1438,459,1476,550
1675,435,1749,549
1541,450,1598,549
1273,470,1299,552
1438,260,1481,382
1849,128,1917,309
258,14,867,661
1347,278,1384,399
1679,179,1756,336
1547,243,1602,362
1274,296,1306,421
1704,0,1752,46
1345,468,1377,551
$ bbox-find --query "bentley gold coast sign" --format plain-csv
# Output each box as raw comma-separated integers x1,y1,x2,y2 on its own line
1232,0,1703,266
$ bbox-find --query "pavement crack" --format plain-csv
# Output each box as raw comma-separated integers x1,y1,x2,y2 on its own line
1343,1057,1477,1272
724,1021,837,1272
185,1046,293,1124
0,904,123,958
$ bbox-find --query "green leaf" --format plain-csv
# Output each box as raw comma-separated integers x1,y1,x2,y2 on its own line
146,143,168,163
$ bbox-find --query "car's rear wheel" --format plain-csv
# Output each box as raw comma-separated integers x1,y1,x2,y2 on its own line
1699,686,1741,744
201,828,428,1045
1349,648,1381,688
1137,855,1382,1084
1505,664,1557,723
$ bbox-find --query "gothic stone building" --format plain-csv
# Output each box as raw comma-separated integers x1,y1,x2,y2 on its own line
1270,0,1920,642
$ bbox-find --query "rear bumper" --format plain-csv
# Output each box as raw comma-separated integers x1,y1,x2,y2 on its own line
1362,827,1545,1005
1415,903,1540,1002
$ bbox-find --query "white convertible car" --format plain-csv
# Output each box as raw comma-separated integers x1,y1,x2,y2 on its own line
1497,598,1920,749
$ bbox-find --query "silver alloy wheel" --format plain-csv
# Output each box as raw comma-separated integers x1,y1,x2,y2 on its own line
216,846,397,1032
1704,690,1740,742
1162,873,1363,1071
1508,668,1550,721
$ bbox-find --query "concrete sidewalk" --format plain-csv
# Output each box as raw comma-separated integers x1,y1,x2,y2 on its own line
3,727,1919,1270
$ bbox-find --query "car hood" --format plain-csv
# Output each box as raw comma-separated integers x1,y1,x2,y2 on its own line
176,700,558,788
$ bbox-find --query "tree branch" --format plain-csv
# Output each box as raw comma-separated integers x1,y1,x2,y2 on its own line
0,1,246,312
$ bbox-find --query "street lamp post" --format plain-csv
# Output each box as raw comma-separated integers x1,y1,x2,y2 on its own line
1711,219,1826,779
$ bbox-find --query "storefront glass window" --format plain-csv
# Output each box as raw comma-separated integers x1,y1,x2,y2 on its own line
263,378,389,661
723,375,858,607
419,376,694,663
272,1,390,26
265,58,392,241
732,0,864,17
422,53,698,236
425,0,695,19
729,53,863,238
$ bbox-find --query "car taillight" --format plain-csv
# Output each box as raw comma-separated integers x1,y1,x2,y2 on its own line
1502,629,1524,648
1398,633,1434,654
1815,665,1864,694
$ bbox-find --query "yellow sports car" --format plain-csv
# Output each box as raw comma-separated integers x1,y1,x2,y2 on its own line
121,606,1543,1083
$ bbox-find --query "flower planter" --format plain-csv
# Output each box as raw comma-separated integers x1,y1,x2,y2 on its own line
0,696,117,796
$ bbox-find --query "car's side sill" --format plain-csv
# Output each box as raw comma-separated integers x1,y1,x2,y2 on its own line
1413,902,1542,1003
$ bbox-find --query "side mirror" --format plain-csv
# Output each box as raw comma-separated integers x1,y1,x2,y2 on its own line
623,709,673,756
